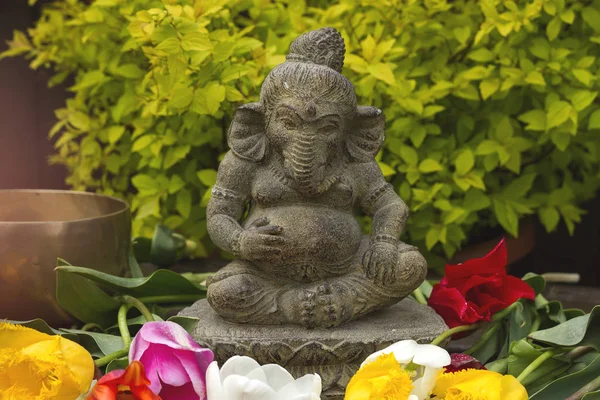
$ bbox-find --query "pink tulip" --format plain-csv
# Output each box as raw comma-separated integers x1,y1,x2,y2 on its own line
129,321,214,400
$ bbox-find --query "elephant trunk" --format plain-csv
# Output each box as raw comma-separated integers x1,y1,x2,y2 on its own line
284,134,326,195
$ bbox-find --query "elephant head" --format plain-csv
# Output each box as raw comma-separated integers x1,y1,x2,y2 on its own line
227,101,385,196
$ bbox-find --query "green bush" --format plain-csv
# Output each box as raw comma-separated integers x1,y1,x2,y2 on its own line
4,0,600,269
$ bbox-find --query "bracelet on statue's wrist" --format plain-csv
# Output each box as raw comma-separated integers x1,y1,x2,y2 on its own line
372,234,398,245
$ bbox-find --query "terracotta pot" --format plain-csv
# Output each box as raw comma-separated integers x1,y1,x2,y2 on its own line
0,190,130,326
449,218,536,266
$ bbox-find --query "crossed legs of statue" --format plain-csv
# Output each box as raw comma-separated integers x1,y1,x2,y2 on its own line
206,237,427,328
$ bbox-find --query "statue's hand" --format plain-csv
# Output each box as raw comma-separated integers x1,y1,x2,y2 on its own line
239,217,286,263
363,239,398,285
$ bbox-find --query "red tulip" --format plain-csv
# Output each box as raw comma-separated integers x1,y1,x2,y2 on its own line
86,361,161,400
428,239,535,329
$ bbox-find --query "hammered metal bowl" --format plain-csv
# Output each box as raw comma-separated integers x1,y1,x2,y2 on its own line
0,190,130,326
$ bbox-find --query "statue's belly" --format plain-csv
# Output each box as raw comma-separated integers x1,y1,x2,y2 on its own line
244,206,362,282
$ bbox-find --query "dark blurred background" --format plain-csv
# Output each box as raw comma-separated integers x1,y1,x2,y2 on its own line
1,1,599,291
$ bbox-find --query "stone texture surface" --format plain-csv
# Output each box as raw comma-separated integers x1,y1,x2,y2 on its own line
179,298,448,399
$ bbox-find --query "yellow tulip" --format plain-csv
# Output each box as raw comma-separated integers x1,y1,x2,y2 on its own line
432,369,529,400
0,322,95,400
345,353,414,400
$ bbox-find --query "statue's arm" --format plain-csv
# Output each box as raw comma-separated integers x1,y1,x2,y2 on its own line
358,161,409,242
206,151,254,255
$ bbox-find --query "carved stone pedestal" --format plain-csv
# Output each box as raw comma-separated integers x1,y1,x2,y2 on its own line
179,299,448,399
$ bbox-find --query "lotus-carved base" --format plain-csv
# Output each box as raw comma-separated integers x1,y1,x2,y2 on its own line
179,299,448,399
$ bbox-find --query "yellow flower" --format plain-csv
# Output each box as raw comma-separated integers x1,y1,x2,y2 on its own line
0,322,95,400
432,369,528,400
345,353,414,400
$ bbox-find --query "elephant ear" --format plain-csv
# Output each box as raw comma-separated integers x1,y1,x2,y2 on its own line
346,106,386,163
227,102,267,162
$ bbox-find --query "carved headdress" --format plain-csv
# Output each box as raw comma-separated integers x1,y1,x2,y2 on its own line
260,27,357,117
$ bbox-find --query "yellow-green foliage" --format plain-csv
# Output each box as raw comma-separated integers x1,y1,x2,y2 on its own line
4,0,600,267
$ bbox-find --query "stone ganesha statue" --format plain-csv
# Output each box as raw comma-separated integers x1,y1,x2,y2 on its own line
206,27,427,329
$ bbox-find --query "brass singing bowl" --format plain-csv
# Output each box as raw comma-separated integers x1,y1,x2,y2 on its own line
0,190,130,326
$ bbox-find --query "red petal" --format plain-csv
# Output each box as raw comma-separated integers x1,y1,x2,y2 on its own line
96,369,127,386
490,276,536,305
455,274,503,296
444,239,508,285
122,361,152,388
131,386,162,400
86,384,118,400
428,285,483,328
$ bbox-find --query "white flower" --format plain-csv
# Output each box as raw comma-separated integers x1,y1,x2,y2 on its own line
362,340,451,400
206,355,322,400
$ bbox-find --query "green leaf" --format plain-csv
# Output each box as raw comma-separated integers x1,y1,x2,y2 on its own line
197,169,218,186
107,126,126,144
169,86,194,109
132,174,158,195
164,145,191,169
176,188,192,218
114,64,145,79
518,109,546,131
476,140,501,155
547,101,572,130
525,71,546,86
60,329,125,358
132,135,154,152
493,199,519,237
523,273,546,295
468,48,494,62
588,110,600,130
71,70,106,91
503,173,537,197
582,7,600,33
460,66,490,81
378,162,396,177
399,145,419,165
463,189,491,211
529,306,600,349
455,149,475,175
480,78,500,100
539,206,560,232
368,63,396,85
56,267,121,327
55,265,207,299
191,82,226,116
181,32,212,51
530,354,600,399
571,91,597,112
551,131,571,151
546,17,562,41
68,112,91,131
573,69,592,86
419,159,444,173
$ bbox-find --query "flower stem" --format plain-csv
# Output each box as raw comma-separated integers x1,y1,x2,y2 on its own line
565,375,600,400
517,350,557,383
412,288,427,305
565,346,595,362
137,294,205,304
491,301,520,322
465,322,501,355
430,322,482,346
118,304,132,348
94,349,129,368
118,295,155,322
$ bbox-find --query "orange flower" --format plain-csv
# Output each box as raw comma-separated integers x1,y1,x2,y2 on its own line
86,361,161,400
